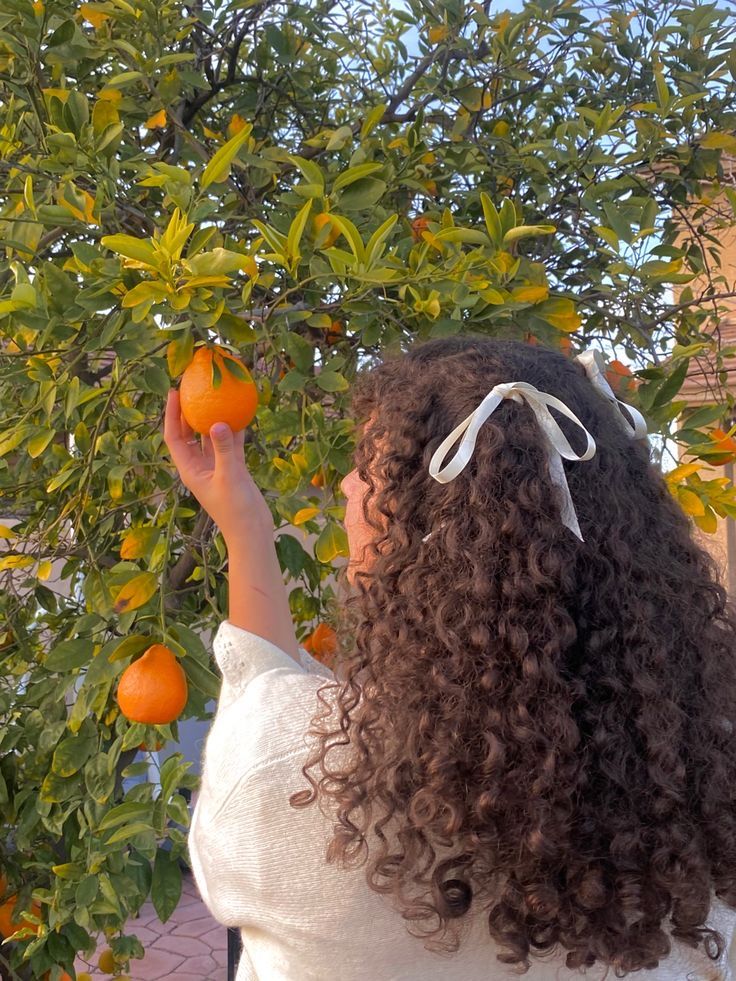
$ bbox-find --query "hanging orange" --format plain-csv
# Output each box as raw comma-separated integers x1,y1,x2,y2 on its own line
0,893,42,938
303,623,338,669
411,215,431,241
116,644,188,725
179,345,258,435
313,212,341,248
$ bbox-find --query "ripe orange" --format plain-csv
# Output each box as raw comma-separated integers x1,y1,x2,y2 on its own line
324,320,343,344
411,216,431,241
313,212,340,248
43,972,73,980
116,644,188,725
310,469,326,488
558,335,573,356
303,623,338,669
0,894,42,938
179,345,258,435
605,360,637,397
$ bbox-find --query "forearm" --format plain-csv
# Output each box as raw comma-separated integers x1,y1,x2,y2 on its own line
225,525,301,665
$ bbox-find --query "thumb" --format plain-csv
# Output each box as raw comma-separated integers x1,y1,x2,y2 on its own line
209,422,234,454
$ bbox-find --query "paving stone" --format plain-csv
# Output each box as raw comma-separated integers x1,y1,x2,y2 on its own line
155,933,210,957
135,946,186,977
124,925,161,945
177,953,219,975
171,915,225,939
200,925,228,949
170,900,219,923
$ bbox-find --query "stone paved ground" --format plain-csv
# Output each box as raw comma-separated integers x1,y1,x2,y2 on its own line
73,871,228,980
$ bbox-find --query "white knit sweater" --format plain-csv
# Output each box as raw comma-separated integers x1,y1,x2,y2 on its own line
187,620,736,980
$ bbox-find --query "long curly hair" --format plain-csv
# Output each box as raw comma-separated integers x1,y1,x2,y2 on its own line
289,334,736,975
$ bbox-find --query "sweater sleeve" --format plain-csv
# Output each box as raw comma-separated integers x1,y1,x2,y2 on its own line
187,619,336,922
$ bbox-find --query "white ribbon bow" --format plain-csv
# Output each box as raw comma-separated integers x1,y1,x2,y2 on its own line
426,381,596,542
574,349,648,440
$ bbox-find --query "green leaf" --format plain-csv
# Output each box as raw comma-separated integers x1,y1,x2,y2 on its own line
502,224,556,245
682,405,724,429
315,370,349,392
52,732,96,777
286,154,324,188
201,123,253,189
336,177,387,211
181,655,221,701
360,103,387,139
151,847,182,923
323,215,364,262
285,331,314,374
107,634,152,663
100,234,158,266
106,821,157,845
167,331,194,378
45,639,95,672
276,534,308,578
27,428,55,458
286,199,313,261
98,801,154,832
84,752,116,804
122,281,170,308
107,464,128,500
315,522,349,563
479,191,502,246
652,360,689,408
332,162,384,191
250,219,287,253
364,213,399,267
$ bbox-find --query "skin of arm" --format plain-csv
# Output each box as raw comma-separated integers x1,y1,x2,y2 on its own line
162,388,302,665
225,527,302,665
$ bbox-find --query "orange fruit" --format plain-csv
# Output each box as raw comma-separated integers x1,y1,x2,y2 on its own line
605,360,637,397
411,216,431,241
310,469,326,488
179,345,258,436
43,972,73,980
558,335,573,356
77,974,93,981
116,644,188,725
706,428,736,465
313,212,340,248
0,894,42,938
324,320,343,344
303,623,338,669
98,948,116,973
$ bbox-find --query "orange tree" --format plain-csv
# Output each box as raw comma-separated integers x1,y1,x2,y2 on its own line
1,0,736,976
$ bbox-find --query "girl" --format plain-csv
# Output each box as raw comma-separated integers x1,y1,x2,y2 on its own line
163,335,736,980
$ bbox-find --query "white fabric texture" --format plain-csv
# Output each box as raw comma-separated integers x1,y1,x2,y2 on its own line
188,619,736,980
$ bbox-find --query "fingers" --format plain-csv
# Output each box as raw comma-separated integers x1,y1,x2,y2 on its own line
163,390,204,479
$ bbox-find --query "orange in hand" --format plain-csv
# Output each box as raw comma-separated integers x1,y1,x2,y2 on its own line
116,644,188,725
179,345,258,436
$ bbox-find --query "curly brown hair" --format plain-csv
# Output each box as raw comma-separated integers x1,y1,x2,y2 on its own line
289,334,736,975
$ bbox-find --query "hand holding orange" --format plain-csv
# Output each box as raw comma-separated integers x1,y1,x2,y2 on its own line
163,348,274,544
